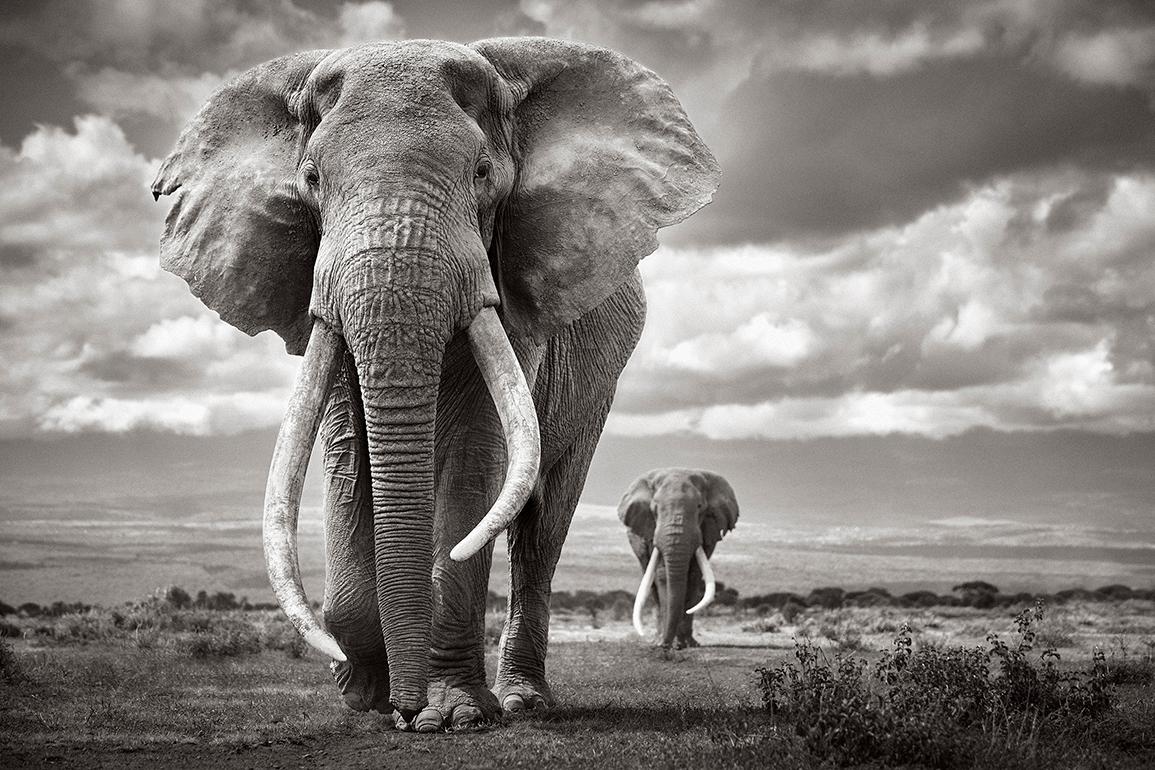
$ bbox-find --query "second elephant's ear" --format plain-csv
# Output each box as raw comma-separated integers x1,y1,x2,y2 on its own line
472,37,721,343
151,50,330,355
700,471,739,538
617,474,656,540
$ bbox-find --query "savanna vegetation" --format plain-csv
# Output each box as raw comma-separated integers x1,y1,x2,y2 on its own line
1,584,1152,768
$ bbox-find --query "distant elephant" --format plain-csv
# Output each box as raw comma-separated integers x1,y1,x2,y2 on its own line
618,469,739,648
153,38,718,731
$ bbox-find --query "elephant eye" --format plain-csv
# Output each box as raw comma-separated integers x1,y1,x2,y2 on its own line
304,166,320,188
474,160,491,180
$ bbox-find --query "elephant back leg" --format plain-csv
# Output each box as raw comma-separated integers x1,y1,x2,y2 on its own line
320,352,390,713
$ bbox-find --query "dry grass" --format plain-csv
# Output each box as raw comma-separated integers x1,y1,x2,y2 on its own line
0,598,1151,768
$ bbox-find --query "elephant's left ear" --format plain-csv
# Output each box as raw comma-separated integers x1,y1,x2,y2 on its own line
699,471,739,536
472,37,721,343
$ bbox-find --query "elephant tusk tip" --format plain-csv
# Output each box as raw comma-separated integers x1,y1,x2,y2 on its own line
305,629,347,662
449,539,480,562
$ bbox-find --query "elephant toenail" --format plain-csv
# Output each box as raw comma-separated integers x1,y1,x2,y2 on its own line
451,705,483,730
503,694,526,713
393,710,414,732
414,707,444,732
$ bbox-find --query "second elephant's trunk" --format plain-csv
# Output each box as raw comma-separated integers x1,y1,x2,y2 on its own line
660,548,691,648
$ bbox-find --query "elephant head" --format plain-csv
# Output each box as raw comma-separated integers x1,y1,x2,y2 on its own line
618,468,739,648
153,39,719,714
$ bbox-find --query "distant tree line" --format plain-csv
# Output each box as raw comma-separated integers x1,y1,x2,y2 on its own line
1,581,1150,618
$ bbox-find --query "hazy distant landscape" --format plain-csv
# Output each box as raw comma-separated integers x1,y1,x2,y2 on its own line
2,430,1152,606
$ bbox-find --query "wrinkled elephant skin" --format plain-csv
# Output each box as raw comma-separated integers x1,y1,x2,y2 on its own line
153,38,720,731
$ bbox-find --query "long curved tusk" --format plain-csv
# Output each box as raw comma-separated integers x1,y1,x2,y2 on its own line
450,307,541,561
632,548,661,637
263,319,347,662
686,546,716,615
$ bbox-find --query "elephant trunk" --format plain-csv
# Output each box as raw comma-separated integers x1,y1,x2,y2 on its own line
344,276,537,714
660,547,691,648
350,315,442,715
263,201,538,715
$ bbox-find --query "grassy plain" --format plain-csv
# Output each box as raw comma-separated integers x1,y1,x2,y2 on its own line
1,598,1153,768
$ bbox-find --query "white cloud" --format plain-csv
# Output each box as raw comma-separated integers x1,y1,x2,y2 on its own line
37,390,289,435
1052,27,1155,87
761,24,986,78
0,117,297,438
72,68,228,124
612,168,1155,439
131,315,242,360
39,395,212,434
1036,340,1122,417
337,2,407,45
666,314,816,372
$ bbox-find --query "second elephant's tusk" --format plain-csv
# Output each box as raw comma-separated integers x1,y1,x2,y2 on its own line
632,548,661,637
263,319,347,662
686,546,715,615
450,307,541,561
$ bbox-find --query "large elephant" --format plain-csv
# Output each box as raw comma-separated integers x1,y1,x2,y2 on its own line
152,39,718,731
618,469,739,649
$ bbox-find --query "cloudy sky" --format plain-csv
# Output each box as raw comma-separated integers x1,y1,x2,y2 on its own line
1,1,1153,528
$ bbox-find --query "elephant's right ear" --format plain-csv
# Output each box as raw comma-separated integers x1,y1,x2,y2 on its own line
617,475,656,539
152,50,330,355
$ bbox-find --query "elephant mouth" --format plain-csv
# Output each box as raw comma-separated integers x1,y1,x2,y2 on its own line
631,546,716,639
261,306,540,661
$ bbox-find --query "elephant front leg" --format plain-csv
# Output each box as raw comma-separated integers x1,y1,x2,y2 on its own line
411,371,506,733
495,411,608,713
414,526,501,732
321,353,391,713
674,561,705,649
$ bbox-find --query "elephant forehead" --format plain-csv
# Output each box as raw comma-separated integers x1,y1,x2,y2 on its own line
317,41,497,107
654,478,703,506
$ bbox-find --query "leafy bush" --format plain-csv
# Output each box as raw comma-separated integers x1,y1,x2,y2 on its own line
756,602,1120,767
779,601,804,624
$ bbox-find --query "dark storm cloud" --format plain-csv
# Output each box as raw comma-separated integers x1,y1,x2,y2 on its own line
698,58,1155,242
0,0,407,156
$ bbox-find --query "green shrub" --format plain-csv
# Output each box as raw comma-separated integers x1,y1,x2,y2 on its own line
756,602,1120,767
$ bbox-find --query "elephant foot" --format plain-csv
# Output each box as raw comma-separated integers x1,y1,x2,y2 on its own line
494,676,555,714
675,635,700,649
330,659,391,714
395,681,500,733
